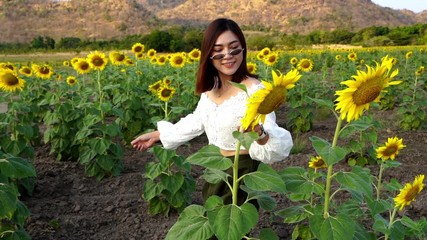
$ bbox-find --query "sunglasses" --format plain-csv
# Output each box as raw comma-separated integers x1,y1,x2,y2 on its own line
210,48,244,60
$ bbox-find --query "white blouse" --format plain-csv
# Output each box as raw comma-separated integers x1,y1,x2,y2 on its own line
157,82,293,164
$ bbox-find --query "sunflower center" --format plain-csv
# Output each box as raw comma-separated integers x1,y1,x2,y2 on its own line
258,87,285,114
134,46,142,52
352,82,382,105
404,186,420,201
301,61,310,68
39,66,50,74
80,62,90,70
93,57,104,66
314,159,325,167
2,72,19,86
383,145,398,156
161,89,172,97
22,68,31,74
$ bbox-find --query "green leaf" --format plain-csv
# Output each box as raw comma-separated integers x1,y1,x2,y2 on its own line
308,97,334,109
145,162,167,180
335,166,373,198
0,157,36,178
165,205,213,240
279,167,324,196
275,205,310,224
96,155,114,172
203,168,230,184
243,163,286,193
205,195,224,210
240,185,276,211
0,183,18,219
185,145,232,170
161,173,184,195
151,146,177,166
230,81,247,93
232,131,258,150
100,123,121,137
207,203,258,240
310,136,348,166
310,214,356,240
148,196,170,215
259,228,279,240
143,179,165,201
88,137,112,155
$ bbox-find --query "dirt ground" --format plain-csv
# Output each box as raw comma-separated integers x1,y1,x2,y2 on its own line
21,107,427,240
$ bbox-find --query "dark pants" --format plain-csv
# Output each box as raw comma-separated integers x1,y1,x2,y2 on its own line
202,154,260,206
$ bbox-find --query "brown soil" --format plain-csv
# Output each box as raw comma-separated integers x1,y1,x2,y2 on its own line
22,108,427,240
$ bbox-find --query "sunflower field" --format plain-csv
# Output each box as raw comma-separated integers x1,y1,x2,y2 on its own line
0,44,426,239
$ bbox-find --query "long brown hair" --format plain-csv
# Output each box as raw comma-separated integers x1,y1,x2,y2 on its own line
195,18,256,95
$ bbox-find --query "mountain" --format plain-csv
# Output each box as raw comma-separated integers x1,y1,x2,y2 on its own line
0,0,426,44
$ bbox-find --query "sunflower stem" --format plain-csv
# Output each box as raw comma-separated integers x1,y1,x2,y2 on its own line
323,117,343,218
376,161,385,200
232,127,244,205
164,101,169,120
411,75,418,104
384,208,397,240
96,70,104,124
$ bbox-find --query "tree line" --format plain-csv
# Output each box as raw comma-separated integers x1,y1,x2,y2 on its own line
0,23,426,54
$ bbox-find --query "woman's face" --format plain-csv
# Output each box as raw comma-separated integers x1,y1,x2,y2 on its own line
210,30,244,81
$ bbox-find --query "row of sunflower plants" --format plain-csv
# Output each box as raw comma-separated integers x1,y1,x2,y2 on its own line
0,44,201,180
165,53,426,239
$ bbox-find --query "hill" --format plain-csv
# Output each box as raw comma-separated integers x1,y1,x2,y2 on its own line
0,0,426,43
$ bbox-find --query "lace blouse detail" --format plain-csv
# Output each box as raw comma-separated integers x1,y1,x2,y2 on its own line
157,82,293,163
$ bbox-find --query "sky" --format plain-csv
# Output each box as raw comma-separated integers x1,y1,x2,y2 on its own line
371,0,427,13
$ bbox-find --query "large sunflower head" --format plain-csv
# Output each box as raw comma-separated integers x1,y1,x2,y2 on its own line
394,174,424,211
32,64,54,79
308,156,327,169
87,51,108,70
297,58,314,72
241,69,301,130
156,55,167,66
73,59,91,74
376,136,406,160
109,51,127,65
334,56,401,122
131,43,145,54
0,62,17,72
0,69,26,92
157,85,176,102
169,53,186,68
147,49,157,58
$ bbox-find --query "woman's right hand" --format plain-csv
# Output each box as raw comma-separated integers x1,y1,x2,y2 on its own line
131,131,160,152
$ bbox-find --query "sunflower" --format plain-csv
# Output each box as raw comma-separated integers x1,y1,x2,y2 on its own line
71,57,81,66
241,69,301,130
162,78,171,86
247,62,257,75
297,58,314,72
0,69,25,92
109,51,127,65
415,66,425,76
256,52,265,61
405,51,413,60
149,80,164,94
87,51,108,70
157,55,167,65
66,76,78,86
135,52,144,59
188,48,201,61
348,52,358,62
131,43,145,54
308,156,327,169
32,64,54,79
394,175,424,211
260,47,271,56
150,57,158,65
335,55,342,60
335,56,401,122
290,57,298,65
1,62,17,73
157,85,176,102
124,59,134,66
147,49,156,58
376,136,406,160
63,60,70,67
73,58,91,74
263,52,279,66
19,66,32,77
169,53,186,68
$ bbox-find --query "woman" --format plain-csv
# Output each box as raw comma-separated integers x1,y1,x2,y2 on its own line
131,18,293,205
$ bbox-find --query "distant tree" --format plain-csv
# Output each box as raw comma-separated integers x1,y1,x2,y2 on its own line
57,37,82,49
31,36,46,49
144,30,174,52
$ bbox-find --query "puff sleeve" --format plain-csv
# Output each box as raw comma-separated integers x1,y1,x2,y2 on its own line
248,111,293,164
157,99,205,150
